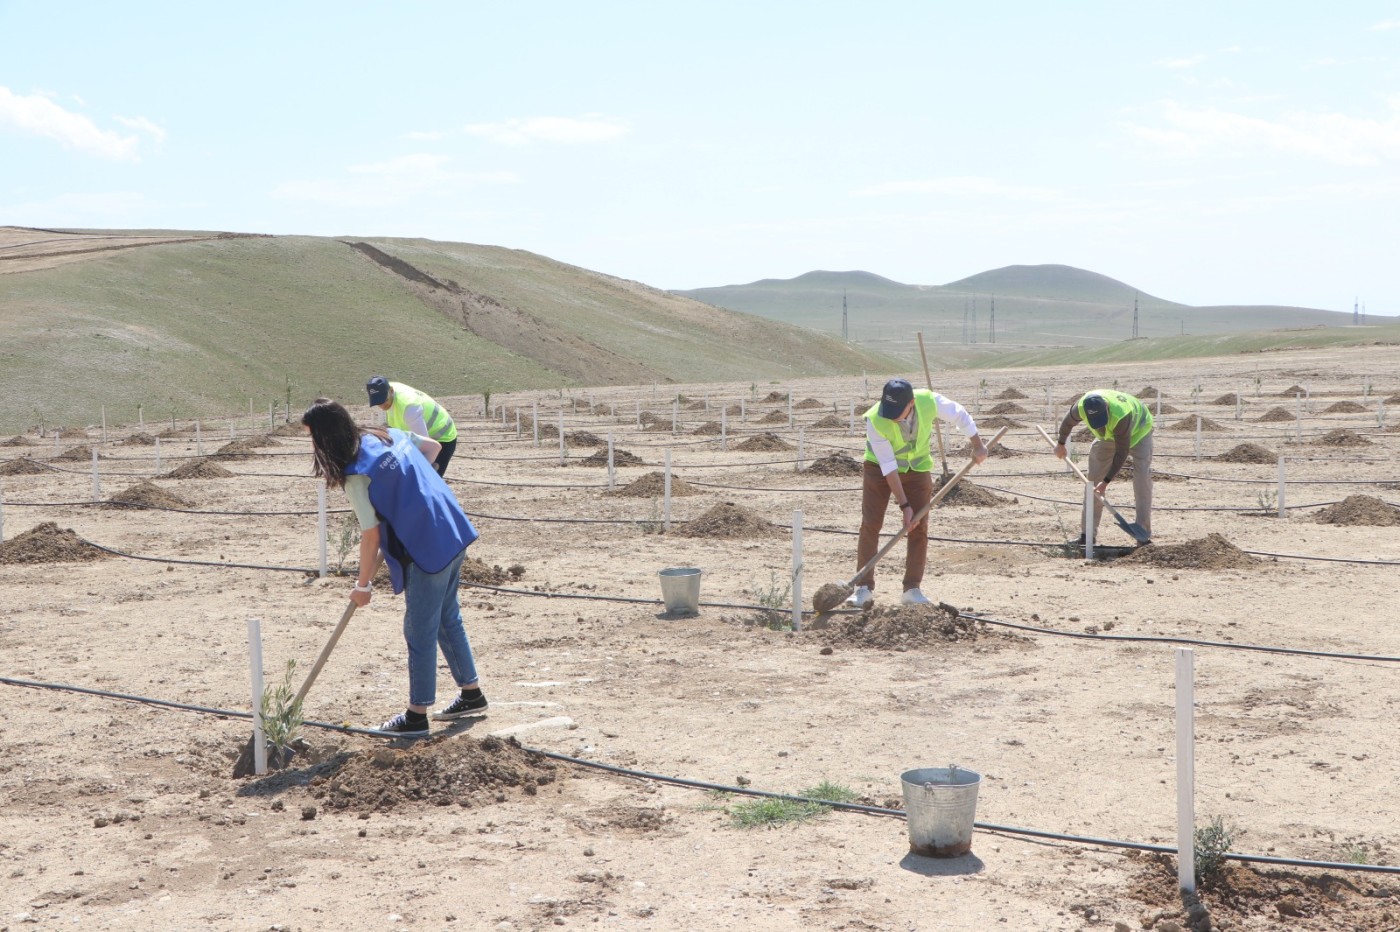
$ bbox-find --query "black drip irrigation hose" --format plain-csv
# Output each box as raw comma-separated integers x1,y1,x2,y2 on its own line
0,673,1394,876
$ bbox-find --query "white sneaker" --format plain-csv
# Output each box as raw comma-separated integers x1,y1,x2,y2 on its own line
901,588,932,605
845,585,873,608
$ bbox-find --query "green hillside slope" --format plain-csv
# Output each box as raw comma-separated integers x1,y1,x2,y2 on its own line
0,232,902,432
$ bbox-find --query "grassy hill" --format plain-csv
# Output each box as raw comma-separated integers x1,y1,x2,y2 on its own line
674,265,1371,360
0,229,902,433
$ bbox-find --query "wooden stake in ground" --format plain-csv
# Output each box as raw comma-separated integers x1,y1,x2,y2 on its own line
809,426,1007,623
916,332,951,480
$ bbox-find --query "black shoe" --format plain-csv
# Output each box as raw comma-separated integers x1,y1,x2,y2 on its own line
376,711,429,737
1068,534,1086,547
432,691,488,721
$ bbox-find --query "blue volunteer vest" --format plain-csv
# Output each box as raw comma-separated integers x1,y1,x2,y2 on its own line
346,429,478,594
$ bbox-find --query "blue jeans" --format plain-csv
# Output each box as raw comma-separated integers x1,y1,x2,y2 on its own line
402,549,479,707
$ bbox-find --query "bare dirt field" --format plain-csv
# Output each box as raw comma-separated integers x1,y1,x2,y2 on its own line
3,346,1400,931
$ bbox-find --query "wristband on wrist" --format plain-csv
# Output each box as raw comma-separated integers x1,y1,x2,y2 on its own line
899,501,911,510
353,581,373,593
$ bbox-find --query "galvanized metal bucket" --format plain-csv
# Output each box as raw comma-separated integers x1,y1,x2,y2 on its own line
900,766,981,857
658,567,702,616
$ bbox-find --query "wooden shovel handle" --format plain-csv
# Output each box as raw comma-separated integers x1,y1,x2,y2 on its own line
1036,425,1099,490
917,332,950,476
292,600,357,706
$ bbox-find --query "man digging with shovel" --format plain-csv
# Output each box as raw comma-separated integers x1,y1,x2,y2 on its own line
847,378,988,608
1052,390,1154,546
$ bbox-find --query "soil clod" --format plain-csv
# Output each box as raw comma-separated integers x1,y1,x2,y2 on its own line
164,459,236,479
734,432,792,452
108,481,194,510
606,471,699,497
803,452,862,476
1216,443,1277,464
1312,494,1400,526
1118,533,1259,570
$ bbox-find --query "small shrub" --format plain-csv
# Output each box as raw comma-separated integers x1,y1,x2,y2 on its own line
260,660,305,756
1194,815,1234,881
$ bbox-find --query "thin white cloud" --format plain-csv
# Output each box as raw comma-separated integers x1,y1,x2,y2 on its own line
0,86,141,160
461,115,629,146
2,190,151,222
852,175,1062,201
273,153,519,207
114,114,167,145
1369,19,1400,31
1125,100,1400,166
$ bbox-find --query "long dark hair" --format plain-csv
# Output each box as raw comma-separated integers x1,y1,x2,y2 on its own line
302,398,389,489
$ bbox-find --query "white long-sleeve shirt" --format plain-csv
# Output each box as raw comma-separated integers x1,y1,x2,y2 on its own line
865,392,979,476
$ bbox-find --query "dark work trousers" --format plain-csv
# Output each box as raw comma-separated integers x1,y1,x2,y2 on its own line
856,462,933,592
432,439,457,477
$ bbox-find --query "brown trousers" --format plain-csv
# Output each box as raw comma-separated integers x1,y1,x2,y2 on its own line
856,463,933,592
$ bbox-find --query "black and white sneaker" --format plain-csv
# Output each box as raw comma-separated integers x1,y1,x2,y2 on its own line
432,691,488,721
376,711,429,737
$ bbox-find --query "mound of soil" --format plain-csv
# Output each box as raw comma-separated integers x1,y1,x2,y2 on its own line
758,409,789,424
1136,386,1160,398
0,457,51,476
564,430,604,447
810,414,845,429
1312,494,1400,526
803,453,863,476
1216,443,1278,465
1256,406,1297,422
735,432,793,452
164,459,236,479
1127,850,1400,932
2,435,36,446
122,431,158,445
1314,428,1371,447
933,476,1013,507
986,401,1028,415
723,403,743,416
0,522,109,565
590,403,612,416
691,421,721,435
311,735,558,813
237,433,282,448
1385,393,1400,406
674,502,779,538
818,603,1011,651
1118,533,1259,570
760,390,788,403
214,438,273,459
55,444,101,461
606,471,699,497
1322,400,1368,413
995,387,1028,399
957,442,1020,459
793,397,824,410
157,428,189,439
1155,403,1182,415
1280,384,1306,396
978,415,1025,430
108,481,194,510
458,558,525,587
684,400,708,411
269,422,306,437
578,447,643,467
1211,393,1240,405
642,420,679,433
1171,415,1227,432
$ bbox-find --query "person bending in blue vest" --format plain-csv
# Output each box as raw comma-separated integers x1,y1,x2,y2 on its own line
302,398,487,736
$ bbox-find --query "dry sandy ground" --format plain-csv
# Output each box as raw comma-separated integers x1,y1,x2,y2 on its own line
3,346,1400,931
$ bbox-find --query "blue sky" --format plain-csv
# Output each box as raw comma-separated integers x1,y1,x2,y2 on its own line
2,2,1398,312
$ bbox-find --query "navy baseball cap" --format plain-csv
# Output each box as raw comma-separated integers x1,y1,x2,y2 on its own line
1082,393,1109,430
366,376,391,407
878,378,915,419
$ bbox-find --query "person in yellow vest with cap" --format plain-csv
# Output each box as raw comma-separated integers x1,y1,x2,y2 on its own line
366,377,459,476
847,377,988,608
1053,389,1154,545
